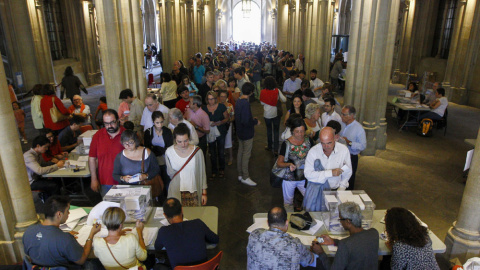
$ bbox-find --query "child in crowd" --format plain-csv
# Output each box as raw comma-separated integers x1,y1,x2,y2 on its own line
123,121,135,131
12,101,27,144
94,96,108,128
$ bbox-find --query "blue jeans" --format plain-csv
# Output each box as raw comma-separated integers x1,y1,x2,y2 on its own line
208,134,226,174
264,116,280,152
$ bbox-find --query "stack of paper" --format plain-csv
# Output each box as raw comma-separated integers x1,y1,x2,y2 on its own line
154,208,165,219
60,208,88,231
304,219,324,235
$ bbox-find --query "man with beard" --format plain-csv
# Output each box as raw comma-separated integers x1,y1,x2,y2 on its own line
310,69,324,93
89,109,125,196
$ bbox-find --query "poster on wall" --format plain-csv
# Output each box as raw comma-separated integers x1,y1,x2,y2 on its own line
15,72,23,89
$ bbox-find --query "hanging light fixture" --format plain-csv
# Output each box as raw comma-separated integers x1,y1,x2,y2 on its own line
242,0,251,17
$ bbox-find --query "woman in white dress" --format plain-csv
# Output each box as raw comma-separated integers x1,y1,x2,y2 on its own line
165,123,207,206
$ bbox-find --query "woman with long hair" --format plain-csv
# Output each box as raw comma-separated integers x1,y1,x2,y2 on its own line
60,66,88,101
260,76,286,155
385,207,440,270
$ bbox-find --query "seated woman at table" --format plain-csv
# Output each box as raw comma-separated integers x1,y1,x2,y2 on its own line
165,123,207,206
385,207,440,270
41,129,68,163
144,111,173,194
112,130,161,187
93,207,152,270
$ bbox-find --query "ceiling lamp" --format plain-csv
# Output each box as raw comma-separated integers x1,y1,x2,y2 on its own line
242,0,251,17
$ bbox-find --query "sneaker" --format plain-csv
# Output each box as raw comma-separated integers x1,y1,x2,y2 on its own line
241,178,257,186
238,176,243,181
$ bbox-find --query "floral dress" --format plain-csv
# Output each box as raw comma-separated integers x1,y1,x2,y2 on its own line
280,137,313,181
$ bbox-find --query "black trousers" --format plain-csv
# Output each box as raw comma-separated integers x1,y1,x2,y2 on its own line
347,154,358,190
30,179,61,199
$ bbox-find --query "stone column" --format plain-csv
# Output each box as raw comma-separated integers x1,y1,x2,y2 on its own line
344,0,400,156
443,0,479,105
0,60,38,264
3,0,41,90
80,2,102,85
95,0,147,110
25,0,56,84
204,0,216,50
277,0,289,50
391,1,412,84
444,127,480,262
303,0,335,82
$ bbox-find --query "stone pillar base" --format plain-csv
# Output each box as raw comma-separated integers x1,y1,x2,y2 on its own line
444,226,480,263
87,72,103,86
392,70,401,84
451,87,468,105
376,118,387,150
362,121,377,156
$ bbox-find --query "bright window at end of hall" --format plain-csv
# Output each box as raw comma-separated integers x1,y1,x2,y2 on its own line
233,1,261,44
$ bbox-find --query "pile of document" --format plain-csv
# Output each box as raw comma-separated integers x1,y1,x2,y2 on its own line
103,186,152,222
60,208,88,231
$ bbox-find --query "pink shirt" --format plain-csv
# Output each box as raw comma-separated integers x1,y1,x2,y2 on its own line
184,107,210,138
118,101,130,119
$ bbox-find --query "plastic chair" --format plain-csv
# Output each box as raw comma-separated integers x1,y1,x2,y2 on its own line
434,107,448,136
174,251,223,270
80,124,93,134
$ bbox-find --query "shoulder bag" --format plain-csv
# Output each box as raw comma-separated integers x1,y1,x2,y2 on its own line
172,146,200,179
103,238,142,270
270,140,291,188
50,97,68,123
140,148,164,198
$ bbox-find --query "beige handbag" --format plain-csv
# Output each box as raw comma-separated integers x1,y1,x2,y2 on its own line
50,97,68,123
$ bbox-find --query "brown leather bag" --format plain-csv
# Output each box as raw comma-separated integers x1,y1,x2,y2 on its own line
141,148,164,198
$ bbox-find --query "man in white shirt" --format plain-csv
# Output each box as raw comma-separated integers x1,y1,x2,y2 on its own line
304,127,352,211
310,69,324,92
321,97,343,130
295,54,304,71
420,87,448,121
141,93,170,131
340,105,366,190
168,108,199,145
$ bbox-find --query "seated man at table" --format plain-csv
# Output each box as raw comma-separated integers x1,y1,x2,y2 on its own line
23,195,101,269
24,136,65,198
420,87,448,121
154,198,219,268
247,206,315,269
68,95,91,121
311,202,379,270
58,115,84,152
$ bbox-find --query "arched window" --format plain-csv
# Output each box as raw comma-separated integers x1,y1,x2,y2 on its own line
232,1,261,43
44,0,68,60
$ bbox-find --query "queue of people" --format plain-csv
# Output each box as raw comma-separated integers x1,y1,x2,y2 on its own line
20,41,441,270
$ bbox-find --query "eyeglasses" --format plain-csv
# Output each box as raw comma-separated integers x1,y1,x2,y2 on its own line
123,141,136,146
339,218,350,221
104,121,118,127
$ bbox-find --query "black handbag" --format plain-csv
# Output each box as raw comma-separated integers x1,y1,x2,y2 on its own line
270,141,290,188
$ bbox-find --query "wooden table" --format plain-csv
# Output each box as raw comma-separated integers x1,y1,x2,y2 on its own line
253,210,446,256
387,95,430,131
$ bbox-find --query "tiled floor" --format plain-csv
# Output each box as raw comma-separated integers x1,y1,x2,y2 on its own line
20,83,480,269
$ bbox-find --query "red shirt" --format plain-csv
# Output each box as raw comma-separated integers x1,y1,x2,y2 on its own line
89,127,125,185
42,139,62,162
175,99,190,114
41,95,70,131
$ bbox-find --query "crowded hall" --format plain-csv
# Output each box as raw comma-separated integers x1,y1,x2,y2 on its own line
1,0,480,269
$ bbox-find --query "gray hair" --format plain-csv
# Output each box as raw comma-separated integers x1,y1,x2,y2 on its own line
338,202,363,228
343,105,356,118
213,69,221,76
169,108,184,121
305,103,321,119
191,95,203,107
145,93,158,102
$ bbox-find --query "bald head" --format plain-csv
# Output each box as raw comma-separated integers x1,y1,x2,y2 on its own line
320,127,336,156
267,207,288,228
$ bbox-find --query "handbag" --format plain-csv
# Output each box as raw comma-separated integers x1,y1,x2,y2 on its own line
50,97,68,123
270,140,290,188
140,148,164,198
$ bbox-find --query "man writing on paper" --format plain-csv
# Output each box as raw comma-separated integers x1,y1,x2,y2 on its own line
23,195,101,268
311,202,379,270
247,206,315,269
154,198,219,268
303,127,352,212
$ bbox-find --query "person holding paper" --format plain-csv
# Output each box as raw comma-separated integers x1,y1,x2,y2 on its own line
247,206,315,269
93,207,153,270
311,202,379,270
304,127,352,212
112,130,161,186
23,196,101,268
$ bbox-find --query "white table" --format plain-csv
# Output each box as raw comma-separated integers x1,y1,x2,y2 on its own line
387,95,430,131
44,152,91,203
253,210,446,256
465,139,476,148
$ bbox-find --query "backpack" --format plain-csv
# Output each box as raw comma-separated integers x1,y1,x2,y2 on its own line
417,118,433,137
